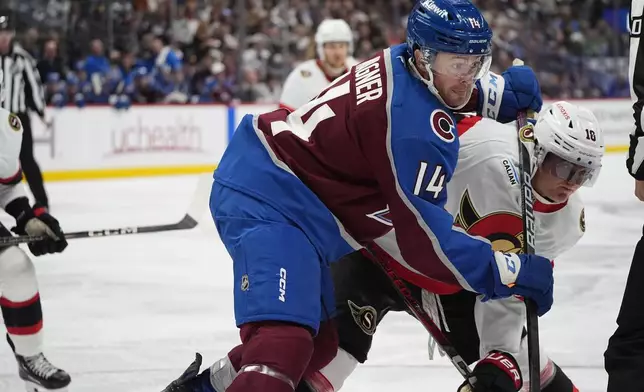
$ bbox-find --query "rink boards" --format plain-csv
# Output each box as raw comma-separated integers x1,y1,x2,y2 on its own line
30,99,633,181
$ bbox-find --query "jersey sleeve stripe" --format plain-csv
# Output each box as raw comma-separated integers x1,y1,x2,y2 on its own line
381,48,475,292
371,232,462,294
0,167,21,184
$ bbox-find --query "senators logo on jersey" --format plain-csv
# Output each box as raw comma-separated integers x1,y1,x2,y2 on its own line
579,208,586,232
348,300,377,335
454,189,524,253
8,113,21,132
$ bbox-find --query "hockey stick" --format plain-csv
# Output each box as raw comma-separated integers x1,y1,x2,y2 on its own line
516,109,541,392
0,174,213,246
364,245,475,384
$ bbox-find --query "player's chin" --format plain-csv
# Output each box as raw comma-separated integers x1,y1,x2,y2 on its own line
445,92,469,108
552,190,573,203
329,58,346,68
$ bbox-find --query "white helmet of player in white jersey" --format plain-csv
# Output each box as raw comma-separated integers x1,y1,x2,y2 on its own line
315,19,354,61
533,101,605,187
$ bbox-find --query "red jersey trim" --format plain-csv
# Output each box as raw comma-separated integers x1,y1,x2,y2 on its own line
456,116,483,137
278,102,295,112
534,199,567,213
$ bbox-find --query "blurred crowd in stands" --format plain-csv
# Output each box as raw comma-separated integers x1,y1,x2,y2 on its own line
9,0,632,107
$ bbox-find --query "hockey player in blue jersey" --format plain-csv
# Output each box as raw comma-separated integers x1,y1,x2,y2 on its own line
161,1,548,392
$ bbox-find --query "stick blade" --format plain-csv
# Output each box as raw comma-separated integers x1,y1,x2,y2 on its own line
184,173,214,225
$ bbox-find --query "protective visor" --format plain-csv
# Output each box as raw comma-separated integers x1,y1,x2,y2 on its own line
419,49,492,81
540,153,601,187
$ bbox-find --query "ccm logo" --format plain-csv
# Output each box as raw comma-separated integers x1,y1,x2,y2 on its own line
278,268,287,302
504,254,517,274
486,73,499,119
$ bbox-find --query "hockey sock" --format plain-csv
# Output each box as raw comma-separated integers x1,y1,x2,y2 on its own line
227,321,315,392
2,293,43,356
542,363,579,392
303,319,338,378
0,247,43,356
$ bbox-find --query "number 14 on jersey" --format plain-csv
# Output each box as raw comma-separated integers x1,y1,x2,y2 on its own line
413,162,446,199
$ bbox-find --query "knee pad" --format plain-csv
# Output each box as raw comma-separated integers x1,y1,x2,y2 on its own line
0,246,37,301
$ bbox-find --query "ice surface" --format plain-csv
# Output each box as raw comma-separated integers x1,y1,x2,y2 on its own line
0,154,641,391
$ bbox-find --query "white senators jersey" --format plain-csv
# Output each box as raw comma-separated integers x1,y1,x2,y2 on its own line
446,116,585,260
437,116,586,385
0,108,27,209
279,58,359,111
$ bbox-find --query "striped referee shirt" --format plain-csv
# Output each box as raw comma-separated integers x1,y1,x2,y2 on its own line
0,42,45,117
629,0,644,180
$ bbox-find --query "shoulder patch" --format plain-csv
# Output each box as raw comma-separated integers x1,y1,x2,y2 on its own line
8,113,21,132
579,208,585,232
500,157,519,187
430,109,455,143
519,123,534,143
300,69,312,78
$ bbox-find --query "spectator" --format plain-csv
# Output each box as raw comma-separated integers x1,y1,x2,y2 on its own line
37,39,66,90
237,67,272,103
6,0,632,104
83,39,110,77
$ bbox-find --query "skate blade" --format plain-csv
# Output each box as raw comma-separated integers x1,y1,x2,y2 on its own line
24,380,68,392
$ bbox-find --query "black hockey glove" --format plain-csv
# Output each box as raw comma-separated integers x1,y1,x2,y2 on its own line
9,200,68,256
458,351,523,392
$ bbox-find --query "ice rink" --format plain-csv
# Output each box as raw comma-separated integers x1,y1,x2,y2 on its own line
0,154,641,391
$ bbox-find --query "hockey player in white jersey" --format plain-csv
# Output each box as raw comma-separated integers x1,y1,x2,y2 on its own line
278,19,358,111
294,101,603,392
0,69,70,391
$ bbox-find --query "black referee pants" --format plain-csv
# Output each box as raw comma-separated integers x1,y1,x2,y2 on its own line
605,226,644,391
17,113,48,208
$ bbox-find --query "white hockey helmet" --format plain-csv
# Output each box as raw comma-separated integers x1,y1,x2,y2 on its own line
533,101,605,187
315,19,354,61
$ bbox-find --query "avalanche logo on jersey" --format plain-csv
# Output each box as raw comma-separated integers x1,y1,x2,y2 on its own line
430,109,455,143
454,190,523,253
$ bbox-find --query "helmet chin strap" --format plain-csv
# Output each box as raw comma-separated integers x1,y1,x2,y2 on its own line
407,57,472,111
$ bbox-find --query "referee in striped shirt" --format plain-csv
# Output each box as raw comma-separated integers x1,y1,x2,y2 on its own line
604,1,644,390
0,13,49,209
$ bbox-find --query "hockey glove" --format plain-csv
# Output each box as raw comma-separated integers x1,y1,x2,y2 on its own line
458,351,523,392
489,252,554,316
11,201,68,256
476,66,542,123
